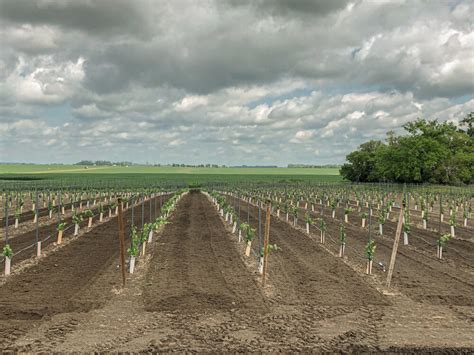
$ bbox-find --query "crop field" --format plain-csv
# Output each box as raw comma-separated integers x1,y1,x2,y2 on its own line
0,165,343,190
0,175,472,352
0,164,341,176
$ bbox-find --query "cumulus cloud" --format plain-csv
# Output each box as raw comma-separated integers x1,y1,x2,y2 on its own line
0,0,473,164
290,130,316,143
1,55,84,104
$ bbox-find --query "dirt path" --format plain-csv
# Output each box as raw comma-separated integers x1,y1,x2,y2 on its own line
144,191,266,312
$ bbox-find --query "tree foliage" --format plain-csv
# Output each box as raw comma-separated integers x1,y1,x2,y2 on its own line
340,115,474,185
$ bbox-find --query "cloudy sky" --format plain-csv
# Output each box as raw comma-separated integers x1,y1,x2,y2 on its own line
0,0,473,165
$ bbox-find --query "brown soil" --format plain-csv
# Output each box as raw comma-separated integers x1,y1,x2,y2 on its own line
0,201,111,265
0,197,89,227
0,196,165,265
293,201,474,306
335,201,474,263
143,190,267,313
0,195,168,351
315,199,473,241
1,192,472,352
0,203,91,241
239,209,387,308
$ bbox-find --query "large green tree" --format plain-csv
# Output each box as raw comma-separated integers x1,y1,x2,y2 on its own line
340,140,384,182
340,117,474,185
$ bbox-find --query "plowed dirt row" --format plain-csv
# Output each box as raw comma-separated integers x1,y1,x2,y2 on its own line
144,191,266,312
267,198,474,306
0,197,92,227
0,195,168,351
226,197,386,307
306,199,473,242
0,196,166,265
0,202,113,265
343,198,471,231
0,198,104,241
293,202,474,306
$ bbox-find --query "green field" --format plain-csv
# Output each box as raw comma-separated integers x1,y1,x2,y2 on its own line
0,164,340,176
0,164,343,189
1,164,471,195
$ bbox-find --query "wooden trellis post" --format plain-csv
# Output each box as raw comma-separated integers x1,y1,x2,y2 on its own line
262,203,271,286
386,204,404,289
117,198,126,287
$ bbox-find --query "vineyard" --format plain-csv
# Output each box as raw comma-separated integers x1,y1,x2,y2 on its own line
2,0,472,351
0,177,473,352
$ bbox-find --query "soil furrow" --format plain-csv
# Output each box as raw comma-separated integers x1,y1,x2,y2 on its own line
143,191,266,313
225,195,387,307
0,194,169,351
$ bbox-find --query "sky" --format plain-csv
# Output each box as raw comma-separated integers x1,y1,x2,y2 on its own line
0,0,473,166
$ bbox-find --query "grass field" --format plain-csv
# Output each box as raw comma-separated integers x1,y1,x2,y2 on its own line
0,164,343,188
0,164,340,176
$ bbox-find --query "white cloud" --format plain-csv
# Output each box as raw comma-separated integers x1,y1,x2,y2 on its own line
2,56,85,104
290,130,315,143
0,0,472,164
173,95,209,112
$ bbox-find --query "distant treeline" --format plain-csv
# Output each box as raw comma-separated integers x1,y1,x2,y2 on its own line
163,164,282,168
73,162,283,168
232,165,278,168
288,164,341,168
167,164,279,168
170,163,225,168
340,114,474,185
75,160,133,166
74,162,229,168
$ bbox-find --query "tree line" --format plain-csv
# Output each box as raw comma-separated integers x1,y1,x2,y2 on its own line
74,160,133,166
340,114,474,185
287,164,341,168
